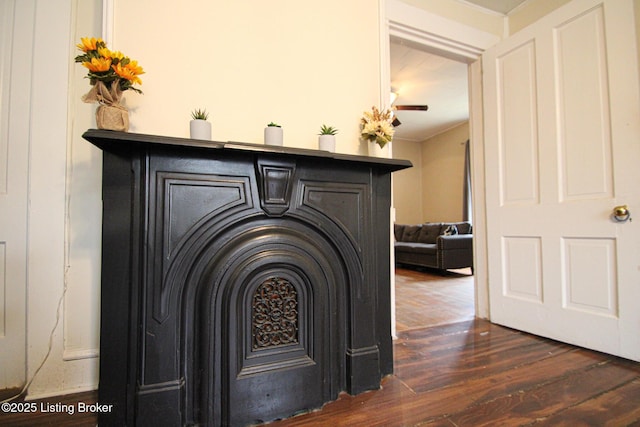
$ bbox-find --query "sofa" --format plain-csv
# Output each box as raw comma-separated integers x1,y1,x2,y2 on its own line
394,221,473,273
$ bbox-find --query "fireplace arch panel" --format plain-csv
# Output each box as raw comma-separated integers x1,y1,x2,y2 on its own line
185,219,349,425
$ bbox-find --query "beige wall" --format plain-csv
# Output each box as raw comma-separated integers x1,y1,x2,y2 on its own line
508,0,572,34
393,122,469,224
421,122,469,222
112,0,382,155
392,140,424,224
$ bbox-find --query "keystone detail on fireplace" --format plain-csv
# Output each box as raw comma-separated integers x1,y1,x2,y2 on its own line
83,129,411,426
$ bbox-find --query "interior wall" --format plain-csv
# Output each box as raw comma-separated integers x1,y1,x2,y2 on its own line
397,0,504,37
65,0,103,366
421,122,469,222
0,0,102,399
508,0,572,34
392,140,424,224
26,0,70,395
26,0,102,398
111,0,383,155
398,0,573,38
635,0,640,81
392,122,469,224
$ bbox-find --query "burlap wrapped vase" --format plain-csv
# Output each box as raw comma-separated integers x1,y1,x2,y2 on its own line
83,80,129,131
96,105,129,131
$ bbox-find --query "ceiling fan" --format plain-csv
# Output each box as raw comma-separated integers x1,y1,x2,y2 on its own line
391,104,429,127
390,91,429,126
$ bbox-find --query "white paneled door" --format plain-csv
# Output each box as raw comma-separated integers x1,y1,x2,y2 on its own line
483,0,640,361
0,0,31,389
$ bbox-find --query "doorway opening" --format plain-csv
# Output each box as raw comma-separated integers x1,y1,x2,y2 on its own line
389,37,476,331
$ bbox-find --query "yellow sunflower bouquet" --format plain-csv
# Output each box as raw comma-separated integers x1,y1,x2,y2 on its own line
75,37,145,131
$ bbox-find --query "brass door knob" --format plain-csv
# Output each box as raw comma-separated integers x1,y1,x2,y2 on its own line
613,205,631,222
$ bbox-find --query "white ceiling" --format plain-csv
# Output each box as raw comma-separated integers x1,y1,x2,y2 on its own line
390,40,469,142
389,0,529,142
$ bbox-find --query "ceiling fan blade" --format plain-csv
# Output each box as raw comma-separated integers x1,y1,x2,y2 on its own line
395,105,429,111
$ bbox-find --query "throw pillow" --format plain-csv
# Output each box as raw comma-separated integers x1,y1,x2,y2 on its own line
453,222,472,234
443,224,458,236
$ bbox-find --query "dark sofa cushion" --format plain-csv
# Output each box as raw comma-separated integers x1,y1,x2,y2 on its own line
400,225,422,242
394,242,437,255
417,223,442,244
394,224,405,242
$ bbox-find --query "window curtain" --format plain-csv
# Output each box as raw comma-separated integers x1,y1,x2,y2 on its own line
463,139,472,223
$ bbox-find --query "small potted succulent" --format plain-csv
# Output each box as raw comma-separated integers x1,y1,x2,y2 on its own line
318,124,338,152
264,122,283,146
190,108,211,140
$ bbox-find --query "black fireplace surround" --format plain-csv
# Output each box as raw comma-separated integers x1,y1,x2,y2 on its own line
83,130,411,426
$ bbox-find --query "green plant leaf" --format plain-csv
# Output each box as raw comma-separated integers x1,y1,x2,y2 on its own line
191,108,209,120
319,124,338,135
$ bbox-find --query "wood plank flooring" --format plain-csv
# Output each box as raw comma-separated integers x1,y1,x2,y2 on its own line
0,390,98,426
2,267,639,426
395,267,474,331
268,268,640,426
270,321,640,426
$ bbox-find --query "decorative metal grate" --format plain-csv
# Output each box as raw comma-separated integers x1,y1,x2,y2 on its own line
252,277,299,349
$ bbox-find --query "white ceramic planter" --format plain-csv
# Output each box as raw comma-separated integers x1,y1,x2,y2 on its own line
190,119,211,140
264,126,283,146
318,135,336,152
367,141,389,157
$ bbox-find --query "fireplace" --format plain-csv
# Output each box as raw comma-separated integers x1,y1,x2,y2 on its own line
83,130,411,426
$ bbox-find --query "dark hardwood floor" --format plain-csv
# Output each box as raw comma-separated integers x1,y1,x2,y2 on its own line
395,266,474,331
269,267,640,426
0,390,98,426
2,267,639,426
271,318,640,426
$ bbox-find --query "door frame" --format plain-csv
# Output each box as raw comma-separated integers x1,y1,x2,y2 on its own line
382,0,500,319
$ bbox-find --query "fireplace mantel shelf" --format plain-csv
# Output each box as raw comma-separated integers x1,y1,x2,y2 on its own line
84,129,411,426
83,129,411,172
